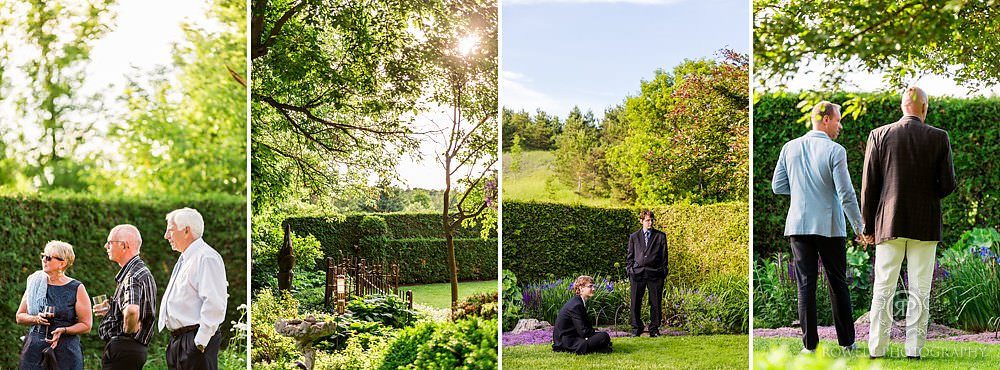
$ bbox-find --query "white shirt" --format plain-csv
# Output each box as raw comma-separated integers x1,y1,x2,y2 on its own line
158,238,229,347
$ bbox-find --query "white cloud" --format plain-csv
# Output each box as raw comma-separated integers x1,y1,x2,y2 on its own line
501,70,571,116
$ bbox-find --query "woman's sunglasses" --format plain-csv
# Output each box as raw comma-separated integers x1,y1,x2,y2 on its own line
41,253,65,262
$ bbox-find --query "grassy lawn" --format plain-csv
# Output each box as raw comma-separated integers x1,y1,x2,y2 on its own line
402,280,498,309
503,335,749,369
754,337,1000,369
503,150,617,207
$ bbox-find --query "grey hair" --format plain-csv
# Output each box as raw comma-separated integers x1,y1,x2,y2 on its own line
166,207,205,239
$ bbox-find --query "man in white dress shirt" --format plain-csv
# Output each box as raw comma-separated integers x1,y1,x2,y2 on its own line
158,207,228,369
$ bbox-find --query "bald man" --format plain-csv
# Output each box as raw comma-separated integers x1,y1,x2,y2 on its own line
96,224,158,369
861,86,956,359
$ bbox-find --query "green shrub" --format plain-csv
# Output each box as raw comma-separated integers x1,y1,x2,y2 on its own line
502,201,748,287
754,94,1000,258
347,294,421,329
501,270,523,332
358,215,390,260
937,238,1000,332
453,291,498,321
379,321,437,370
250,289,300,363
700,274,750,333
385,238,498,284
317,332,391,370
0,193,246,365
521,274,625,326
411,317,498,370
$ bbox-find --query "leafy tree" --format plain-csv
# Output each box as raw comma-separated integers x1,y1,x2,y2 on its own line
755,0,1000,92
553,106,605,196
1,0,116,191
113,0,247,197
509,133,523,174
250,0,437,210
606,52,747,205
421,0,498,315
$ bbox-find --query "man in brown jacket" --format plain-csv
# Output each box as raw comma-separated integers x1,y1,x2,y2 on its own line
861,86,956,359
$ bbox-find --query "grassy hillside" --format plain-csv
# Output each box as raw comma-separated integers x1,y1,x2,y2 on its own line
502,150,617,207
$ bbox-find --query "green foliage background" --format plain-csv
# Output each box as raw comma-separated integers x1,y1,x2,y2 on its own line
0,194,247,366
502,201,748,286
278,213,497,284
754,93,1000,258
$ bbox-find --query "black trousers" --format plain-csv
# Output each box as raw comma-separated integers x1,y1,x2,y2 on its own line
166,330,221,370
790,235,855,350
629,273,664,334
101,336,148,370
583,332,613,354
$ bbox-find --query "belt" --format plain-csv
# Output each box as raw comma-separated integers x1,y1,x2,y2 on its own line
170,325,199,337
110,335,147,346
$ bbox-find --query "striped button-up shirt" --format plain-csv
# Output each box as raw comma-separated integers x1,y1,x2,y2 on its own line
98,255,158,345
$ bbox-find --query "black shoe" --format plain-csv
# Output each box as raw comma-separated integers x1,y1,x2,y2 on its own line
649,331,660,337
907,356,921,360
869,356,881,360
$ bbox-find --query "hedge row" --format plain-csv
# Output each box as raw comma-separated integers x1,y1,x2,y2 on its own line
282,214,497,284
502,201,748,286
754,94,1000,257
284,213,489,257
388,238,498,284
0,194,247,366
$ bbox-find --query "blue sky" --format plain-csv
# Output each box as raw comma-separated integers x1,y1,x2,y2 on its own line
501,0,750,120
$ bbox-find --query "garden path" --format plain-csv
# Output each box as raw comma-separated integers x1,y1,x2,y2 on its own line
754,323,1000,344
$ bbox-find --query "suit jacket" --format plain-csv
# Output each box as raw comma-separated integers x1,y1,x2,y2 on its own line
552,295,596,354
772,130,863,237
861,116,956,244
626,228,667,278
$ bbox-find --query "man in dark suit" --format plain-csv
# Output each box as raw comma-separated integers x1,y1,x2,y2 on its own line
626,209,667,337
552,275,612,354
861,86,956,359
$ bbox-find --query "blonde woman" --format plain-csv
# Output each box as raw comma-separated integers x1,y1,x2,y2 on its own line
15,241,92,369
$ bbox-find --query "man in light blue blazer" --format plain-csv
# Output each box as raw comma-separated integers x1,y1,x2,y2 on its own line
772,101,864,354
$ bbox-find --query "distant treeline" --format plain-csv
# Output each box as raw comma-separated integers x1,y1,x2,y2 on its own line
502,49,749,206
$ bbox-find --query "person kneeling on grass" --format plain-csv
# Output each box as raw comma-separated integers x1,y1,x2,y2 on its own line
552,275,613,354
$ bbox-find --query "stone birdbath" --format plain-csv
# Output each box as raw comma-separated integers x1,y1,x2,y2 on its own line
275,315,339,370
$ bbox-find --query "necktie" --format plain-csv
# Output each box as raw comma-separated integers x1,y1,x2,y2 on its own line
644,230,650,245
158,256,184,331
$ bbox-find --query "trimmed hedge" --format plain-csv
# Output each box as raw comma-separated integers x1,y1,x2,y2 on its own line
502,201,748,286
389,238,498,284
282,213,497,284
284,213,490,259
754,94,1000,257
0,194,247,366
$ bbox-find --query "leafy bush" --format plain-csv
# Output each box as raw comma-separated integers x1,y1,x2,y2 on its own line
503,201,748,287
752,254,799,329
936,233,1000,332
251,289,300,363
379,321,436,370
385,238,498,284
0,194,247,365
699,274,749,333
316,333,391,370
754,94,1000,258
411,317,498,370
501,270,523,332
453,291,498,321
664,286,725,335
347,294,421,329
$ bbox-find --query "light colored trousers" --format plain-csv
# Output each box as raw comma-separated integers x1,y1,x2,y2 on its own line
868,237,938,357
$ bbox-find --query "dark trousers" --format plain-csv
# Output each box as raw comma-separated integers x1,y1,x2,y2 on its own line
583,332,613,354
629,274,664,334
166,330,221,370
102,336,148,370
790,235,855,350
